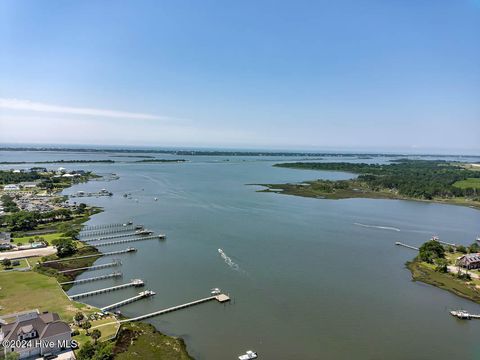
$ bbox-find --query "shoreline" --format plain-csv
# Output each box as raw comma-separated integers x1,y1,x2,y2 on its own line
257,183,480,211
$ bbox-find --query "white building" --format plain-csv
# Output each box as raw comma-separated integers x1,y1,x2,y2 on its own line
3,184,20,191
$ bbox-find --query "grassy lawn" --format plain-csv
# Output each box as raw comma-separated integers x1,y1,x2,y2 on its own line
113,322,193,360
0,258,28,270
453,178,480,190
0,270,97,321
73,316,120,347
13,232,64,245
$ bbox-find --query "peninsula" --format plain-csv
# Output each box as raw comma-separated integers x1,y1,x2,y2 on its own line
260,160,480,209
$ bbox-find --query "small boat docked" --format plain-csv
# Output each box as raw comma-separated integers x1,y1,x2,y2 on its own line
211,288,221,295
238,350,258,360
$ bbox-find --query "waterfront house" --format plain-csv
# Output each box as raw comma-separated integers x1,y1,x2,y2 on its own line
456,253,480,269
0,311,72,359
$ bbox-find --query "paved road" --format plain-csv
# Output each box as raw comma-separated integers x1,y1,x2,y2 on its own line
0,246,57,260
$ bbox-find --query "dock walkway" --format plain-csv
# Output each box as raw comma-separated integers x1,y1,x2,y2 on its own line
92,235,165,247
69,279,144,300
58,260,121,273
100,290,155,312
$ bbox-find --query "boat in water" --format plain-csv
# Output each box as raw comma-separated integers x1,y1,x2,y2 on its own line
450,310,471,319
238,350,258,360
211,288,221,295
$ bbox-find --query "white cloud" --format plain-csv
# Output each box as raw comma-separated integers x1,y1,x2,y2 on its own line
0,98,169,120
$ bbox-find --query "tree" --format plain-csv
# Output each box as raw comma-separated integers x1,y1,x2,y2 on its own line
91,329,101,344
435,258,448,273
418,240,445,264
81,320,92,334
457,245,467,254
74,312,84,323
2,258,12,268
52,238,77,257
468,242,480,253
76,341,95,360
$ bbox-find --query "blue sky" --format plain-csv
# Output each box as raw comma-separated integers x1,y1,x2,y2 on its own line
0,0,479,153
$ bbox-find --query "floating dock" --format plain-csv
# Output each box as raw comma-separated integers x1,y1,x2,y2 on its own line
100,290,156,312
91,235,165,247
58,260,121,274
41,248,136,265
69,279,144,300
119,294,230,323
395,242,419,251
59,272,122,286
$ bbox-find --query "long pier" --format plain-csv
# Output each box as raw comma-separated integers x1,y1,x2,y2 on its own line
119,294,230,323
92,235,165,247
58,260,121,273
79,225,141,238
59,272,122,286
100,290,155,312
82,222,133,231
41,248,136,265
395,242,419,251
69,279,144,300
81,231,153,242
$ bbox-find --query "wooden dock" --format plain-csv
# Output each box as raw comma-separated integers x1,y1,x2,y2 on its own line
119,294,231,323
83,222,133,231
69,279,144,300
59,272,122,286
91,235,165,247
79,225,140,237
100,290,156,312
81,231,153,242
41,248,136,265
58,260,121,273
395,242,419,251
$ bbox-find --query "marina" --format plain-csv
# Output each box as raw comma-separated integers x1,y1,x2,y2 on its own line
69,279,144,300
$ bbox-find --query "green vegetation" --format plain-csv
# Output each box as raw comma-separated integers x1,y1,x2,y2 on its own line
113,322,193,360
407,239,480,304
0,195,19,212
77,340,115,360
453,178,480,190
418,240,445,263
407,260,480,303
0,270,95,320
264,160,480,208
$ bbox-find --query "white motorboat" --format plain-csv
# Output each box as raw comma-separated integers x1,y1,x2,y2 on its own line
238,350,258,360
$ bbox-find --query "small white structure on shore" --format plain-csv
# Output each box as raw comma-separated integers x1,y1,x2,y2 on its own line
3,184,20,191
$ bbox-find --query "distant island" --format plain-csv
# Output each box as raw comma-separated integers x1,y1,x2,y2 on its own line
134,159,187,163
260,160,480,209
0,159,115,165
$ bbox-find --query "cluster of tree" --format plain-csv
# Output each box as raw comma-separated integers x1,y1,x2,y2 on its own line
418,240,445,263
51,237,77,257
0,194,19,212
275,160,480,200
0,209,73,231
77,340,112,360
0,170,43,185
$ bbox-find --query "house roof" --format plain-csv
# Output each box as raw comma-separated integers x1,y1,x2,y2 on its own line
1,312,69,342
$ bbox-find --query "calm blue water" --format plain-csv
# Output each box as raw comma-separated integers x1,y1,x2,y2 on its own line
2,151,480,359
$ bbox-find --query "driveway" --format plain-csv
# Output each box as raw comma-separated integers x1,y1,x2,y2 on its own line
0,246,57,260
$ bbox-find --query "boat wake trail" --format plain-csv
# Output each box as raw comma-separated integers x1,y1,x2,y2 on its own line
354,223,401,232
218,248,240,271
